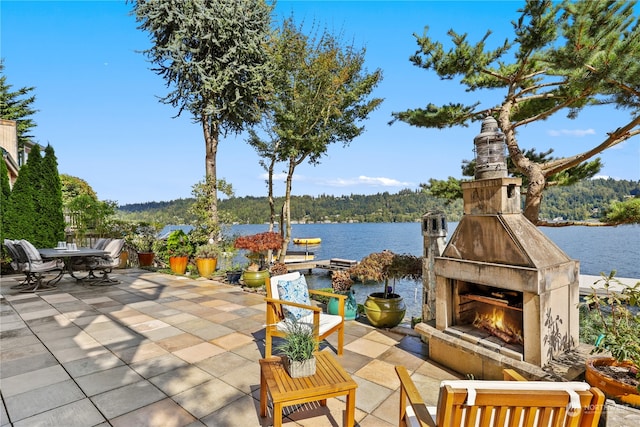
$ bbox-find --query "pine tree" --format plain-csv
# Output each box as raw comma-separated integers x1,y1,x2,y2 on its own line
392,0,640,224
40,145,65,246
0,61,38,155
5,147,38,242
1,160,11,246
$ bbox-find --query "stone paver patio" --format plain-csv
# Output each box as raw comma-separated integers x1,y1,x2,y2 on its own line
1,269,462,426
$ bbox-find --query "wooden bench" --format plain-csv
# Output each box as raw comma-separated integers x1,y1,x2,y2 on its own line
395,366,605,427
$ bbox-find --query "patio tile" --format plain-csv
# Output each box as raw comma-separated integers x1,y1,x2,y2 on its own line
0,351,59,379
63,352,125,377
352,376,394,414
90,380,166,419
210,332,255,350
149,365,213,395
12,398,105,427
173,342,225,363
112,341,168,363
4,379,85,422
344,337,391,358
196,351,255,378
172,378,244,419
1,364,70,397
76,365,145,396
155,332,204,352
355,359,400,390
109,398,197,427
200,395,265,427
129,353,189,379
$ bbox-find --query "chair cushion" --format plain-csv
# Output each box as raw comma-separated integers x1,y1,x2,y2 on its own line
277,275,312,321
276,312,343,336
19,240,43,262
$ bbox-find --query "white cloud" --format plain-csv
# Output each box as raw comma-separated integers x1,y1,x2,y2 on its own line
323,175,413,188
548,128,595,137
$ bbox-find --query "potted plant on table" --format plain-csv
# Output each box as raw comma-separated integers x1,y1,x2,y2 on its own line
275,320,318,378
328,270,358,320
194,243,220,278
350,250,422,328
166,230,193,275
581,271,640,406
234,231,282,288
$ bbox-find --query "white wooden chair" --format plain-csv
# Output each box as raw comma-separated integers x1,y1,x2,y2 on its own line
264,271,348,357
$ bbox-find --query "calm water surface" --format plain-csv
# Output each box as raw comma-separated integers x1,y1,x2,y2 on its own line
231,222,640,319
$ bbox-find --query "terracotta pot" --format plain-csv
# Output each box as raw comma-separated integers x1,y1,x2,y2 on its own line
169,256,188,275
242,269,269,288
585,357,640,405
137,252,155,267
196,258,217,278
364,292,406,328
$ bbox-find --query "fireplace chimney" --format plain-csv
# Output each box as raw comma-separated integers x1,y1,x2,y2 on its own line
474,116,507,180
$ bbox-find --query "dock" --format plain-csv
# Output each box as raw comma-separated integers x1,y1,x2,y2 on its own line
284,258,358,274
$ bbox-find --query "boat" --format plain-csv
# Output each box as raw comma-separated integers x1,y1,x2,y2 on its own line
293,237,322,245
283,250,315,263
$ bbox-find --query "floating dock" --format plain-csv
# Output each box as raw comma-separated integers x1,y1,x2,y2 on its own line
284,258,358,274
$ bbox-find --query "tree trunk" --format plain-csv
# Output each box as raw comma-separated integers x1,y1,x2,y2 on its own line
202,115,219,227
279,159,295,263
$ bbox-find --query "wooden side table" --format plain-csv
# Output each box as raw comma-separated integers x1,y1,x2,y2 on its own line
260,351,357,427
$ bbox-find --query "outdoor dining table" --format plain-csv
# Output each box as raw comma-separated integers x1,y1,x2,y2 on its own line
39,247,108,280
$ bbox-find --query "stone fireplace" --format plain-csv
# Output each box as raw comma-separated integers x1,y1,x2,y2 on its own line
416,117,580,379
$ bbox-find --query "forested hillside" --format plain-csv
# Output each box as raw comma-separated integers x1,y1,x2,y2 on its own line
116,178,639,225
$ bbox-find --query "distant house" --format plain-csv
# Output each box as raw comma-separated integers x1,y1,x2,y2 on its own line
1,119,33,187
157,225,194,240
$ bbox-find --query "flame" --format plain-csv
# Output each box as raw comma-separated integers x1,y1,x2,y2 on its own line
473,308,523,345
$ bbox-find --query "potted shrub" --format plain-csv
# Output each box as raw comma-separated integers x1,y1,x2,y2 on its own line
195,243,220,278
234,231,282,288
275,320,318,378
328,270,357,320
581,271,640,406
128,225,157,267
350,250,422,328
166,230,193,275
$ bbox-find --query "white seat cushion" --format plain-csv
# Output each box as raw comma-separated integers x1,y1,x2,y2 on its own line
276,312,343,335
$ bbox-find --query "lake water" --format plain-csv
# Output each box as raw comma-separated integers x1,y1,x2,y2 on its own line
231,222,640,319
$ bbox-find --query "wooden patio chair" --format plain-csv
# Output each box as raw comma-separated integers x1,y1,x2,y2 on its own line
395,365,605,427
264,271,348,357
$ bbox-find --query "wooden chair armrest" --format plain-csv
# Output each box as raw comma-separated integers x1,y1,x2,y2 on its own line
395,366,436,427
502,368,528,381
264,297,322,312
308,289,347,300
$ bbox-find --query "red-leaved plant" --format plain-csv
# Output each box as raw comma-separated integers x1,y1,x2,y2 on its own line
234,232,283,270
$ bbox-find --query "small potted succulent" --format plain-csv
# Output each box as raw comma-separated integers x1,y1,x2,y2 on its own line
275,320,318,378
194,243,221,278
234,231,283,288
581,271,640,406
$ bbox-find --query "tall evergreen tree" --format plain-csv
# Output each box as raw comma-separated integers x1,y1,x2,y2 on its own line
5,147,39,242
40,145,65,246
392,0,640,224
1,159,11,246
0,61,38,158
131,0,274,233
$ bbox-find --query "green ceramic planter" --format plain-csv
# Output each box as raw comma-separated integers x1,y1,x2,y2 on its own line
327,290,358,320
364,292,406,328
242,269,269,288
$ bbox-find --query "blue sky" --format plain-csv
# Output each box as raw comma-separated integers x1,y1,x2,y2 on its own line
2,1,638,205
